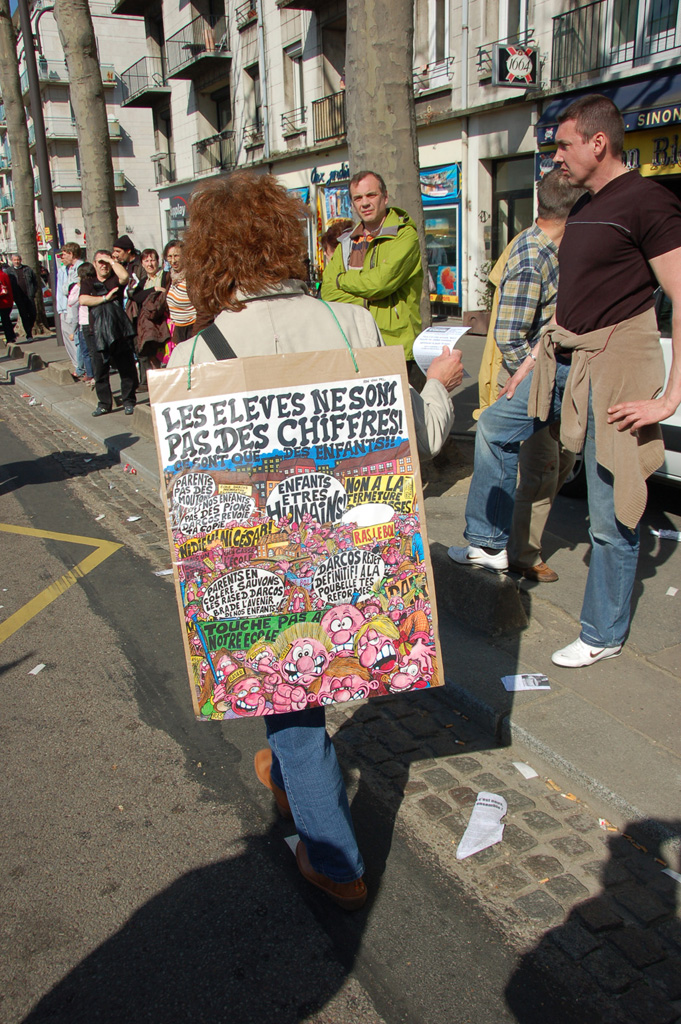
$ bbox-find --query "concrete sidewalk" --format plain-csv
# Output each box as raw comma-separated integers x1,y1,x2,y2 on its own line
2,333,680,840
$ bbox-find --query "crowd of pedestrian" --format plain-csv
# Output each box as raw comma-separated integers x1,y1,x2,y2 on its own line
0,233,197,419
1,92,679,914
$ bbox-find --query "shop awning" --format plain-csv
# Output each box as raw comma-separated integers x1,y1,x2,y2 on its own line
536,71,681,143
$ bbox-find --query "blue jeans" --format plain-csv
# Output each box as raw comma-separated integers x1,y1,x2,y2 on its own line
265,708,364,883
75,326,93,378
464,363,639,647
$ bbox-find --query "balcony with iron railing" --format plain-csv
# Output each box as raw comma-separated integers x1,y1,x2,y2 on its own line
192,129,236,176
0,105,6,128
50,169,126,192
1,192,14,209
41,117,122,142
236,0,258,30
551,0,681,81
152,150,176,186
311,90,345,143
121,56,170,107
281,106,307,136
243,121,264,148
20,60,116,95
0,153,10,171
166,14,231,80
34,175,41,197
413,57,455,93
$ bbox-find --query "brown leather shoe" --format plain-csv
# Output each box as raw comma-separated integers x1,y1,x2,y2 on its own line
254,748,293,820
509,560,559,583
295,840,368,910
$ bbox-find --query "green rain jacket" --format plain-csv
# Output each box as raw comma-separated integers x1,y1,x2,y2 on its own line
320,207,423,360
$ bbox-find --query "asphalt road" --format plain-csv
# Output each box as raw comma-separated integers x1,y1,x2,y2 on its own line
0,393,607,1024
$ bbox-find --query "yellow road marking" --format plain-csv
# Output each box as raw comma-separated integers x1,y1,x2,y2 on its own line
0,524,122,644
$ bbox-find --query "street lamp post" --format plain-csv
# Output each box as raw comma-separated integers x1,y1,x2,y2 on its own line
16,0,63,346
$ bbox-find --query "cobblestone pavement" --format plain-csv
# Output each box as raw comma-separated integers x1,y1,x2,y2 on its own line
3,385,680,1024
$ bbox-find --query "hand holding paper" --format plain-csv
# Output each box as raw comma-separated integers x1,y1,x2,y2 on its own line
413,325,471,377
426,346,464,393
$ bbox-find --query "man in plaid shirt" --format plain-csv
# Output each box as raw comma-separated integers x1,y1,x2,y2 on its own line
459,169,583,582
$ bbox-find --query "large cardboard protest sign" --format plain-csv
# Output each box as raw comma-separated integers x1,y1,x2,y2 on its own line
148,346,443,720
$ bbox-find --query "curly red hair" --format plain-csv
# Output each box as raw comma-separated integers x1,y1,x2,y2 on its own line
184,171,309,315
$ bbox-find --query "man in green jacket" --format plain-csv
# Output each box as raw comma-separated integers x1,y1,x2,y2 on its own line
321,170,423,362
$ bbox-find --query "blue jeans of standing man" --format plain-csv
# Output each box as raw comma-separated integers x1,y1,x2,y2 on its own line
463,362,639,648
266,708,364,883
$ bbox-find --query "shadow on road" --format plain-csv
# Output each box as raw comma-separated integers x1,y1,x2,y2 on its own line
506,819,681,1024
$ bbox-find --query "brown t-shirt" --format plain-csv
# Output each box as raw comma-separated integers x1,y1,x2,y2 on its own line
556,171,681,334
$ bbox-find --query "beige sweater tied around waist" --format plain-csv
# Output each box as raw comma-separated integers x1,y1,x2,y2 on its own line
527,307,665,529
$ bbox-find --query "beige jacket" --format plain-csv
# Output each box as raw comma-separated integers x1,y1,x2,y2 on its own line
168,280,454,459
528,307,665,529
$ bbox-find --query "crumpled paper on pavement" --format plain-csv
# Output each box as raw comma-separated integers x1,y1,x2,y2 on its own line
456,792,507,860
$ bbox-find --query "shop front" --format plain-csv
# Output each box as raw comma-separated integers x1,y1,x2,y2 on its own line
420,162,461,317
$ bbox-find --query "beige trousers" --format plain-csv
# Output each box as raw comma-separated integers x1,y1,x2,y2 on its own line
507,425,576,568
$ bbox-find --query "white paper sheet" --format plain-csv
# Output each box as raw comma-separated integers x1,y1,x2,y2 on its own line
284,834,300,856
512,761,539,780
666,587,678,597
501,673,551,691
456,792,507,860
650,528,681,542
412,324,471,376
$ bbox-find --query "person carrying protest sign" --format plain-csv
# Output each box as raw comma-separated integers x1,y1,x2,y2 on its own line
166,171,464,910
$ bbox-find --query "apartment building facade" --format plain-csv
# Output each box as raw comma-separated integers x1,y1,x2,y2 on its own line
0,0,162,259
5,0,681,311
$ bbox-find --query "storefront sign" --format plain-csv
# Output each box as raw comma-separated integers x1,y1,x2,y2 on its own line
420,163,460,206
311,162,350,185
621,130,681,176
492,45,538,88
624,104,681,131
539,103,681,145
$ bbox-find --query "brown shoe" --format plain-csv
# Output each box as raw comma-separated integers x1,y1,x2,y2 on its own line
509,560,559,583
254,748,293,820
295,840,367,910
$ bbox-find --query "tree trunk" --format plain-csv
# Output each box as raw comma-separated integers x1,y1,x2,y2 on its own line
345,0,430,328
53,0,117,254
0,0,48,332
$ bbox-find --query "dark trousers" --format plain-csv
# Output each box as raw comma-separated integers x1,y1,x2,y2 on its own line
83,326,138,410
16,298,35,339
1,308,16,345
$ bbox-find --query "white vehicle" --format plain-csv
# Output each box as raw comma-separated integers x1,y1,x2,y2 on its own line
657,334,681,485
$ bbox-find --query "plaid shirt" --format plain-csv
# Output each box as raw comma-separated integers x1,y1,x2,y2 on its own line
494,223,559,373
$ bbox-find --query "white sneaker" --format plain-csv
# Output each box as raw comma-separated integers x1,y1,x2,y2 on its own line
447,544,508,573
551,637,623,668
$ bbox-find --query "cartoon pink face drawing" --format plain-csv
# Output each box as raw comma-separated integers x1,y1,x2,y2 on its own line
321,604,365,654
387,596,405,624
386,660,426,692
328,673,378,703
355,619,400,677
280,637,331,687
227,677,270,716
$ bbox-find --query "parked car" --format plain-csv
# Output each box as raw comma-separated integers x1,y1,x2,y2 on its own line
561,296,680,494
9,282,54,325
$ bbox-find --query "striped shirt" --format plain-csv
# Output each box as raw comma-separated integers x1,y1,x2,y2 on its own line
494,223,559,373
166,279,196,326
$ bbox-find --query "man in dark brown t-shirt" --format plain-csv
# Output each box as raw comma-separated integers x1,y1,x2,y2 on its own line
448,94,681,668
